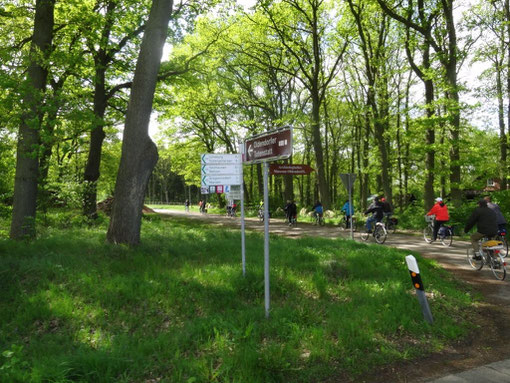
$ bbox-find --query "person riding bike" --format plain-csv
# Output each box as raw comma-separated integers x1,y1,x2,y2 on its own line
426,197,449,241
341,200,354,228
464,199,498,258
484,195,507,233
364,196,384,233
284,200,297,225
381,197,393,218
312,201,324,221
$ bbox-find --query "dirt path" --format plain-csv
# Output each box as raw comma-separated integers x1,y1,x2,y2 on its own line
154,209,510,382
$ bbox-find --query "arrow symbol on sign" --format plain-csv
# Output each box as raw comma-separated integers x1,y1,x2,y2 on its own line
248,144,254,158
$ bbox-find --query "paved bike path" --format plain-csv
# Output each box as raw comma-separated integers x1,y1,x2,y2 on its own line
154,209,510,382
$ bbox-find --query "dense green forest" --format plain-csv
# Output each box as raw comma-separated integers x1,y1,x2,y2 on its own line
1,0,509,243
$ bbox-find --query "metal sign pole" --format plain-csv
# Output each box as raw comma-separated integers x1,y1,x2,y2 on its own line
263,161,270,318
239,144,246,277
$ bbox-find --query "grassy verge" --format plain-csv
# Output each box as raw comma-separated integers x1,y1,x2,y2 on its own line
0,213,478,382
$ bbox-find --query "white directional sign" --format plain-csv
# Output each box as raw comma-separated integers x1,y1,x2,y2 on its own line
201,174,242,186
201,154,240,165
201,164,242,175
201,154,242,187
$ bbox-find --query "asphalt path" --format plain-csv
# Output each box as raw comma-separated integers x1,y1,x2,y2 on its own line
154,208,510,382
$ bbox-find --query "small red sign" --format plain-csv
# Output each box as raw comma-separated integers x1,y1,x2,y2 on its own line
216,185,224,194
269,164,315,175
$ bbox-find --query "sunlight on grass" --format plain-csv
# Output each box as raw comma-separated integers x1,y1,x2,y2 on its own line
0,214,480,382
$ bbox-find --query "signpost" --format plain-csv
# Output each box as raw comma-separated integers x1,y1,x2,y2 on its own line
244,128,292,164
340,173,356,240
244,128,293,318
269,164,314,175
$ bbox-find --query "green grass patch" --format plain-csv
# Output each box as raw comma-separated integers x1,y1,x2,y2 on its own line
0,214,479,382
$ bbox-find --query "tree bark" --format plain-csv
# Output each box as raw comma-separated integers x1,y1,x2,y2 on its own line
496,55,507,190
10,0,55,239
107,0,173,245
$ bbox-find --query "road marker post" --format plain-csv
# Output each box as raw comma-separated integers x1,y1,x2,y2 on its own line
405,255,434,324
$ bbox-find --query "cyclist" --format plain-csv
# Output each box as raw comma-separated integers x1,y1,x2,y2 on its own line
284,200,297,225
464,199,498,258
341,199,354,228
426,197,449,242
484,195,507,233
199,199,206,214
364,196,384,233
312,201,324,222
381,197,393,216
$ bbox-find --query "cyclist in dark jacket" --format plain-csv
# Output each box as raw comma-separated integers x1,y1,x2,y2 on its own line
464,199,498,255
484,195,507,232
284,200,297,224
365,196,384,233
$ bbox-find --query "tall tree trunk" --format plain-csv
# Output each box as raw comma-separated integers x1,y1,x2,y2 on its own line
443,0,462,207
283,158,294,202
496,58,507,189
506,0,510,188
107,0,173,245
10,0,55,239
83,1,116,219
361,111,370,211
311,94,330,207
83,72,107,219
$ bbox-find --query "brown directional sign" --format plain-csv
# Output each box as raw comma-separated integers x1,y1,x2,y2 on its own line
244,128,292,163
269,164,315,175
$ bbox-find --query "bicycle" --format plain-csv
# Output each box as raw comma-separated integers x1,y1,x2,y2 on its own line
287,215,297,227
341,214,356,231
360,221,387,244
467,238,507,280
423,215,453,247
258,208,270,223
226,207,236,218
495,228,508,258
383,213,397,234
314,212,325,226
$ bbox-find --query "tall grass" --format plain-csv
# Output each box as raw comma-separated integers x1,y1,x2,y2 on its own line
0,213,478,382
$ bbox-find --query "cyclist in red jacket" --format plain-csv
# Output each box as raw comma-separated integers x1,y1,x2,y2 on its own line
426,197,450,242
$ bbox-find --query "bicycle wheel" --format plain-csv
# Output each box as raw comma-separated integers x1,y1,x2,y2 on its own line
467,248,483,270
496,235,508,258
374,225,387,244
440,229,453,247
489,251,506,280
319,217,325,226
360,230,370,241
423,226,433,243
